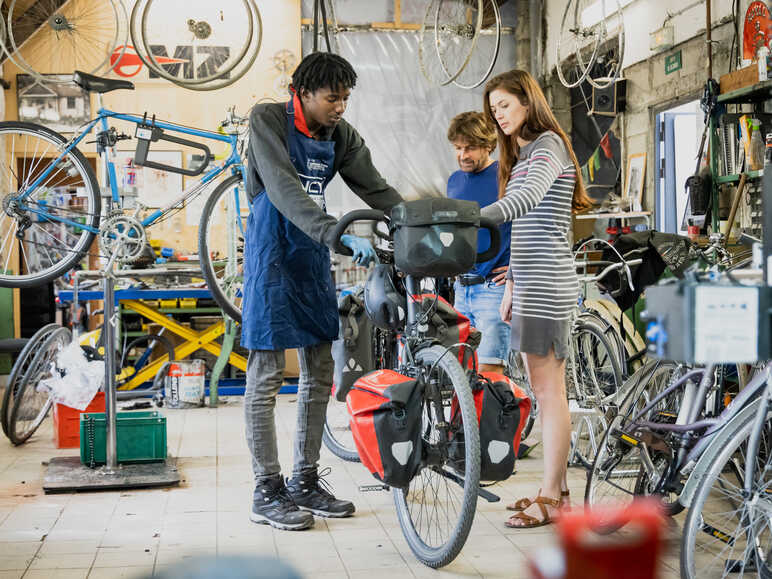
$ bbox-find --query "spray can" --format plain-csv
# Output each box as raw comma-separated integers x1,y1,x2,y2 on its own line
166,363,182,408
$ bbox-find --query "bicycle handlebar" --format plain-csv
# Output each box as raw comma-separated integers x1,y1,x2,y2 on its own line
331,209,388,256
476,217,501,263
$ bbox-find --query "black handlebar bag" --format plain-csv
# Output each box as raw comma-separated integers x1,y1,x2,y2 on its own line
448,372,531,482
390,198,480,277
346,370,424,488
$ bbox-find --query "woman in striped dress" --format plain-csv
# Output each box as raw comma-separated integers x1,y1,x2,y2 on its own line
480,70,592,529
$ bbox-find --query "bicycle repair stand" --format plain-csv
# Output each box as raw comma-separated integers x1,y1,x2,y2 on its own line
42,262,188,493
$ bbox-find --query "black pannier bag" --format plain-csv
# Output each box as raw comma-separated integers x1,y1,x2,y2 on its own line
390,198,481,277
448,372,532,482
346,370,424,488
332,288,376,402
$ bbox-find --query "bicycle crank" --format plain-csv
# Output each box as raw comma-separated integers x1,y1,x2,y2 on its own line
99,213,147,263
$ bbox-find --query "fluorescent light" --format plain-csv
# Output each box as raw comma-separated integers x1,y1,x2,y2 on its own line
582,0,634,28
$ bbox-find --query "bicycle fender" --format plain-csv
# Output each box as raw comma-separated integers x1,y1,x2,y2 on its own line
678,397,762,509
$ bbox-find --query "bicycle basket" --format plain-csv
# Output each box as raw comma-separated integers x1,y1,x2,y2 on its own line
390,198,480,277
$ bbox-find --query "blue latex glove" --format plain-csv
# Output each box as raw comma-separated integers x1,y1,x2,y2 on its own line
340,234,377,267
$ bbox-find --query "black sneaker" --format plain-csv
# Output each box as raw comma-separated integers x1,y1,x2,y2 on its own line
249,475,314,531
286,467,355,518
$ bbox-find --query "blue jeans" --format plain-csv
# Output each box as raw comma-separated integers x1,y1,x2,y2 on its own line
453,280,511,366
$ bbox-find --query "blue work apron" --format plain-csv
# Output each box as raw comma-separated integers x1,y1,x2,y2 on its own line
240,100,338,350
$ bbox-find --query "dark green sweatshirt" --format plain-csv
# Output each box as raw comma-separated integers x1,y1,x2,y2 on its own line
246,102,402,249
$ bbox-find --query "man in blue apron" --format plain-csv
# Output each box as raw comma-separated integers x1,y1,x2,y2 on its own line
242,52,402,531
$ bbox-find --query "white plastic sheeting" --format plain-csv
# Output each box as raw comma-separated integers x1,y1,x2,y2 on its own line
301,29,517,215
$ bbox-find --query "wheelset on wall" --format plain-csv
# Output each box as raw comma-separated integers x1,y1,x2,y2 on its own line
129,0,262,90
556,0,626,89
419,0,502,89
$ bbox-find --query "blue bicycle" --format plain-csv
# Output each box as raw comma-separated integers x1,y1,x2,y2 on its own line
0,70,248,321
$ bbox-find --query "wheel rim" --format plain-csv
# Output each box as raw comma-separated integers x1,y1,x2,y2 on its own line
10,328,71,443
394,346,479,566
6,0,126,83
200,176,246,320
450,0,500,89
0,127,99,285
138,0,255,86
556,0,602,88
684,420,772,578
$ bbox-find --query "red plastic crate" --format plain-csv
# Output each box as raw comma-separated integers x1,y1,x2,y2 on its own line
53,392,105,448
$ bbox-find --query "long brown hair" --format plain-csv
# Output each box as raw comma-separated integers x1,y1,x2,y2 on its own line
483,70,592,212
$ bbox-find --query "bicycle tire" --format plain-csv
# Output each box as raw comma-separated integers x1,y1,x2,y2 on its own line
8,327,72,445
450,0,501,89
419,0,482,86
555,0,602,88
0,122,101,288
581,0,625,90
138,0,257,87
506,350,537,440
571,321,623,409
5,0,127,84
1,323,60,438
322,410,360,462
393,344,480,568
198,174,246,322
584,360,683,516
680,414,772,579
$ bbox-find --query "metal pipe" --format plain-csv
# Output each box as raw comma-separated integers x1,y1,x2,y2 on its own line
706,0,712,79
103,271,118,472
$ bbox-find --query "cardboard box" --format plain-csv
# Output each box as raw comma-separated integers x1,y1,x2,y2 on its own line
719,65,759,94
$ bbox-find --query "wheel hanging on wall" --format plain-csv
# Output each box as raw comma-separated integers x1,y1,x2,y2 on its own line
3,0,128,84
130,0,261,90
419,0,484,86
450,0,501,89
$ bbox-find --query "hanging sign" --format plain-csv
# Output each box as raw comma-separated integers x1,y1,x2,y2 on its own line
743,1,771,60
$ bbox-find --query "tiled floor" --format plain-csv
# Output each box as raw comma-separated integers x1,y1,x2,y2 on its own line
0,395,682,578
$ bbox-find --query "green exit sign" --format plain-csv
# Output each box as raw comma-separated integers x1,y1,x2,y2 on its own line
665,50,682,74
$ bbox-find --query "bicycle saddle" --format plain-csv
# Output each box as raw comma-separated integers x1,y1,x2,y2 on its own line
73,71,134,93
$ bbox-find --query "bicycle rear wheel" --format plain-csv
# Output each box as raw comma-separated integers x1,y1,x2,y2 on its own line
0,122,101,288
198,174,247,322
585,360,683,512
5,0,127,83
1,323,60,437
8,326,72,445
681,413,772,579
393,345,480,568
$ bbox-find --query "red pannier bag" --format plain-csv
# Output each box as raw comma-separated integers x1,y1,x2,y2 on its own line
448,371,531,482
346,369,424,488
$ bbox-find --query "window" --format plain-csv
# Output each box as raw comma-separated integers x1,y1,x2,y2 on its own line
67,96,76,109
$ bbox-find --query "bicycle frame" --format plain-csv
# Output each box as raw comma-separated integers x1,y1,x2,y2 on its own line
15,92,247,236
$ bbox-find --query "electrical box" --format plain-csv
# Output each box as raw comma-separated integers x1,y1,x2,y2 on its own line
643,282,771,364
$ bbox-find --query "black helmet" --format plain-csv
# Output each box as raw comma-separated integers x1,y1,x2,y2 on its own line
364,264,406,331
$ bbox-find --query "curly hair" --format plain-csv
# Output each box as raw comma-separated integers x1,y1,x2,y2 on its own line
447,111,497,151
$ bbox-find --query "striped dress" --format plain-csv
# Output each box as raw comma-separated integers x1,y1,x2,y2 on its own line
481,130,578,357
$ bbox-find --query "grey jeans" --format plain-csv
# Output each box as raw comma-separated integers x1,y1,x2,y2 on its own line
244,342,333,482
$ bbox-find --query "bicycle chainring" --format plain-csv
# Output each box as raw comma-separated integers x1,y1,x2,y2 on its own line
99,212,147,263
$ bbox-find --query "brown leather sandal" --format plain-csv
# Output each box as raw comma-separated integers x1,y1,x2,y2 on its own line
504,495,561,529
506,490,569,512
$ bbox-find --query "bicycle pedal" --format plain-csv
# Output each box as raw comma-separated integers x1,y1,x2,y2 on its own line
612,428,640,447
358,484,390,493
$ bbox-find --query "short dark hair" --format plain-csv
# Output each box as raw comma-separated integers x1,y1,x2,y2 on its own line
291,52,357,94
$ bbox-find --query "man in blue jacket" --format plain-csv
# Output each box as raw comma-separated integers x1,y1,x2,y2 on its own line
242,52,402,531
446,111,511,373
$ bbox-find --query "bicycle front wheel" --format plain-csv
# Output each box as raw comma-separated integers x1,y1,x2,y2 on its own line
322,395,360,462
8,326,72,445
1,323,60,437
681,413,772,579
0,122,101,288
393,345,480,568
198,174,247,322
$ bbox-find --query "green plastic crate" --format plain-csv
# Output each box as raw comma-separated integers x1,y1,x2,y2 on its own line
80,411,167,466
